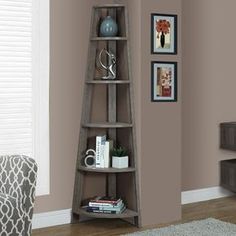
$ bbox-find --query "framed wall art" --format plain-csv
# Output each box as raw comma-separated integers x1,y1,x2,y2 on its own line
151,61,177,102
151,13,177,54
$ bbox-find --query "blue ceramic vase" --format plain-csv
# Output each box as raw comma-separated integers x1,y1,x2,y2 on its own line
100,16,118,37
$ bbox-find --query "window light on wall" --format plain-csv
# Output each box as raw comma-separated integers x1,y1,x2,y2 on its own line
0,0,50,196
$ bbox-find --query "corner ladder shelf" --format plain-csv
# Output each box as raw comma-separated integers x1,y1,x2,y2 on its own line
72,4,141,227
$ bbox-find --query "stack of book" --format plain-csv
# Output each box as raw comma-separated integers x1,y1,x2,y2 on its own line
86,196,126,214
95,135,113,168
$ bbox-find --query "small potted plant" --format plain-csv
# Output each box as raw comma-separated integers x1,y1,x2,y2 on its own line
112,147,129,169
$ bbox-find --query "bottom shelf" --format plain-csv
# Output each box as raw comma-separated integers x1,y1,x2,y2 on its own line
77,208,138,219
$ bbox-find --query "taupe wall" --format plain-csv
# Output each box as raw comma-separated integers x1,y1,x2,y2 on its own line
182,0,236,191
35,0,236,223
140,0,182,225
35,0,182,227
34,0,87,213
35,0,115,214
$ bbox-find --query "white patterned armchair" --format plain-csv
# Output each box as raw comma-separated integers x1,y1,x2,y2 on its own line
0,155,37,236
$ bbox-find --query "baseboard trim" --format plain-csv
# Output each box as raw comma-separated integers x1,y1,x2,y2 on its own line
32,209,72,229
181,186,234,205
32,187,234,229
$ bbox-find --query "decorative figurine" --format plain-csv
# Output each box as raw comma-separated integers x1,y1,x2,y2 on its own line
98,48,116,80
83,149,96,168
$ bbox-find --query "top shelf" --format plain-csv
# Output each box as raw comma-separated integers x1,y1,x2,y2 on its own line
83,122,133,128
86,80,130,84
93,4,125,9
91,37,127,41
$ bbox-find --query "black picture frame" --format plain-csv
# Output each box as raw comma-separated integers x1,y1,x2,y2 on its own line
151,61,177,102
151,13,177,54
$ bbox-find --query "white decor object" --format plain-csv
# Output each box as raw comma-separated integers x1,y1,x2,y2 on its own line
104,140,114,168
112,156,129,169
95,135,106,168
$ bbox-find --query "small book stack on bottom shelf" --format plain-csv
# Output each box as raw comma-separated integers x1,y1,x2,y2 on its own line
84,196,126,215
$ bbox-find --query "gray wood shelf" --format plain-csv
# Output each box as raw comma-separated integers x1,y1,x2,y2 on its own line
77,208,138,219
72,4,141,228
93,4,125,9
91,37,127,41
83,122,133,128
86,80,130,84
78,166,136,173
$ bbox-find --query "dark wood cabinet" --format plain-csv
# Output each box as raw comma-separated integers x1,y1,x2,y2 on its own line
220,122,236,192
220,159,236,192
220,122,236,151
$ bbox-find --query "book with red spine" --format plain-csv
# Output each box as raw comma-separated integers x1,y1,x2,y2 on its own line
90,196,121,205
89,201,123,207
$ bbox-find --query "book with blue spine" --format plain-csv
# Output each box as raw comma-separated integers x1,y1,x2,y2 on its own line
87,203,124,211
86,204,126,214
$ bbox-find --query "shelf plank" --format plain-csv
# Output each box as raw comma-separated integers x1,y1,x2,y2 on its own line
78,166,136,173
91,37,127,41
86,80,130,84
83,122,133,128
77,208,138,219
93,4,125,9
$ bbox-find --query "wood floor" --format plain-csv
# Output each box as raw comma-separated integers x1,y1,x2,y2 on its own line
32,196,236,236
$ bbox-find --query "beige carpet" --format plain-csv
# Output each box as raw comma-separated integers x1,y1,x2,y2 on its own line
124,218,236,236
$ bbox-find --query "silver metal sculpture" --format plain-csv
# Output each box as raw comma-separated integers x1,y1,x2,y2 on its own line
98,48,116,80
